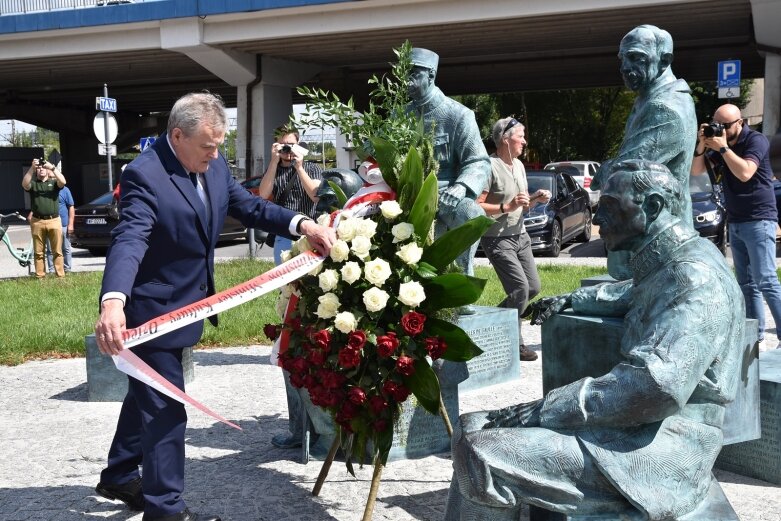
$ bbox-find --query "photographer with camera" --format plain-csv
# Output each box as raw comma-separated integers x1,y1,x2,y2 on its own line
258,124,323,265
21,157,67,278
692,103,781,348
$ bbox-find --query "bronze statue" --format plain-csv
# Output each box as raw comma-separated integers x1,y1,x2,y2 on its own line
407,48,490,283
592,24,697,279
445,160,744,520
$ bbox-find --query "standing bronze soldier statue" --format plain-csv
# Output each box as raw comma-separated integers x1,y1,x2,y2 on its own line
407,48,490,290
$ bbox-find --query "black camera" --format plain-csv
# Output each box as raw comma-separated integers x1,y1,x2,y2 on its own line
703,123,724,138
280,144,292,153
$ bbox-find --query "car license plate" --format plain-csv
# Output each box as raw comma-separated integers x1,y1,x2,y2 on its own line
86,218,107,225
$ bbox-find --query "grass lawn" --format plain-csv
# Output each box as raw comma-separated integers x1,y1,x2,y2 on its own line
0,259,608,365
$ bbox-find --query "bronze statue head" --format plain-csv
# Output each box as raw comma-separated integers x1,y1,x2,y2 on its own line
315,168,364,214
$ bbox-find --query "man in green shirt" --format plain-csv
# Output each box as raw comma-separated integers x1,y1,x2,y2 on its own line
22,158,67,278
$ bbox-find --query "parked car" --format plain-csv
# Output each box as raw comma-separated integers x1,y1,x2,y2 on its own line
71,192,247,256
690,174,727,255
241,175,262,197
524,170,592,257
544,160,601,208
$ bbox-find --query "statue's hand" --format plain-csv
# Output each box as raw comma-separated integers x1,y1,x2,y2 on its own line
521,294,572,325
484,399,544,429
440,183,467,209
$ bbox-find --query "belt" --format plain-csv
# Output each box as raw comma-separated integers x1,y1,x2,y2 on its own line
32,213,58,220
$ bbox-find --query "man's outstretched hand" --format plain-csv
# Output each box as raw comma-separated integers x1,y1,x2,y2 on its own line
522,294,572,325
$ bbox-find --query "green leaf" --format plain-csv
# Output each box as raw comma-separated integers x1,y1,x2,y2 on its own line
328,180,347,208
420,215,493,271
405,358,441,415
408,173,438,241
415,262,438,279
375,425,394,465
369,137,399,192
421,273,487,311
424,316,484,361
397,147,424,210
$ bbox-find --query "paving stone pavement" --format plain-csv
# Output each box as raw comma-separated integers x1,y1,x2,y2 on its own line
1,326,780,521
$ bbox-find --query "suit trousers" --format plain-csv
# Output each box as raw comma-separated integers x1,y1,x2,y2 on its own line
101,346,188,518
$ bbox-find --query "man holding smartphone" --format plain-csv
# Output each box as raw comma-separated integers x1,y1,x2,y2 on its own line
21,157,67,278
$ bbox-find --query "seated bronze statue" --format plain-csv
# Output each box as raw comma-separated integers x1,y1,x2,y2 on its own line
445,160,744,520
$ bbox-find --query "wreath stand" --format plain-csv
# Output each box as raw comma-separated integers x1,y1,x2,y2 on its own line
311,394,454,521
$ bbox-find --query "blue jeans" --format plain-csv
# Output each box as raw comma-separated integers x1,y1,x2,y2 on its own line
273,235,293,266
45,226,71,272
729,220,781,341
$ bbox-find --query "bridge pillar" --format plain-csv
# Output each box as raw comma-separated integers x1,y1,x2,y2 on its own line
762,53,781,135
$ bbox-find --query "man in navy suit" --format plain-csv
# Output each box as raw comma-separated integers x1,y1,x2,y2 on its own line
93,92,335,521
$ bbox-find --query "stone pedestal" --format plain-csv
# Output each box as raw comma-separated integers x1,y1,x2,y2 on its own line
85,334,195,402
299,306,520,462
715,348,781,484
541,312,760,445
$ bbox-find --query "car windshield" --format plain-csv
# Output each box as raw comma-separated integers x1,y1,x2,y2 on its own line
89,192,115,205
689,174,714,194
546,163,584,176
526,173,555,194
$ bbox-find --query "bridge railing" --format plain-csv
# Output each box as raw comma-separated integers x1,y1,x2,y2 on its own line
0,0,140,15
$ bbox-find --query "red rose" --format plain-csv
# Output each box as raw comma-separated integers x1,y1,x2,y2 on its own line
289,357,309,375
306,349,326,366
424,337,448,360
382,380,410,402
401,311,426,336
376,332,400,358
395,355,416,376
318,369,346,390
338,346,361,368
323,389,345,408
289,373,306,388
312,329,332,351
308,385,328,407
368,395,388,415
263,323,280,341
303,374,317,390
289,317,302,331
348,386,367,405
372,419,389,433
347,330,367,350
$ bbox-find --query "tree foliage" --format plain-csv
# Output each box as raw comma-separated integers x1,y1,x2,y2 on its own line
689,79,755,124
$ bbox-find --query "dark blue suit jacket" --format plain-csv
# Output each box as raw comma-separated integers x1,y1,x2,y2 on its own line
101,135,298,349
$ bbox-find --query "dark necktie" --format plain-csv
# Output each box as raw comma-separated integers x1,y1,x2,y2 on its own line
189,172,198,187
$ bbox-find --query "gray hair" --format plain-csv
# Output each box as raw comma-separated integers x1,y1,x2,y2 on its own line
167,92,228,136
609,159,682,216
491,117,524,147
624,24,673,58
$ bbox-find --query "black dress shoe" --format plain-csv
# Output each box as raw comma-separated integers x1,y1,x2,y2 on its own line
271,432,302,449
142,508,221,521
95,476,144,511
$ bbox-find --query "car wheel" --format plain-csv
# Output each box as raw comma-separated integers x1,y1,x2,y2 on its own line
575,209,592,243
87,248,108,256
546,220,562,257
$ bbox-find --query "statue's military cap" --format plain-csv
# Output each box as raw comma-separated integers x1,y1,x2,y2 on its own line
410,48,439,71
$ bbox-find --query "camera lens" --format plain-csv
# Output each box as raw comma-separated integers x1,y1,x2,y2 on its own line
280,145,292,153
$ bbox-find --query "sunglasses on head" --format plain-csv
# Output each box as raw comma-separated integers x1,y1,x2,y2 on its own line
502,118,520,135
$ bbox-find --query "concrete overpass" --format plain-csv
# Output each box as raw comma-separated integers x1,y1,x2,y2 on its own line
0,0,779,207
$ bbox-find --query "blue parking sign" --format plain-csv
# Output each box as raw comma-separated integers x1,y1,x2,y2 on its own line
718,60,741,88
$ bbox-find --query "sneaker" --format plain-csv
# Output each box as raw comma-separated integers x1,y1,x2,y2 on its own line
519,345,538,361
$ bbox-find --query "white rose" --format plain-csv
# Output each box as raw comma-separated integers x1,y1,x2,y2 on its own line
315,292,340,319
398,281,426,308
329,239,350,263
351,235,372,259
391,222,415,243
295,235,312,253
308,262,323,277
337,217,358,242
341,261,362,285
396,242,423,265
355,218,378,239
316,212,331,226
280,249,293,263
318,269,340,292
363,287,390,313
380,200,403,220
334,311,358,334
364,258,392,287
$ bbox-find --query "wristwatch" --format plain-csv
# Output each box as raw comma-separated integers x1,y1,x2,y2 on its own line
719,146,729,154
296,216,312,235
